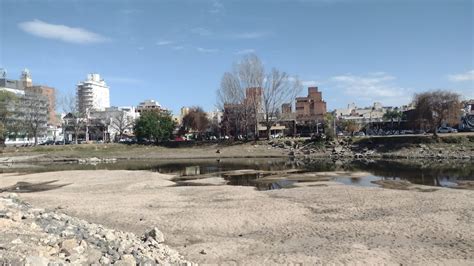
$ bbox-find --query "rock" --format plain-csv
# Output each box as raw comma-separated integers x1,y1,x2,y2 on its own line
333,146,343,153
99,256,111,264
104,231,117,242
114,254,136,266
24,256,49,266
143,227,165,243
200,249,207,255
60,238,79,256
86,249,103,264
11,238,23,244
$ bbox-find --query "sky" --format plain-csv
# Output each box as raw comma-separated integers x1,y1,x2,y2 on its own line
0,0,473,114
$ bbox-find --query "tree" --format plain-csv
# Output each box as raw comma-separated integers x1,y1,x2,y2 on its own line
383,110,403,133
412,90,461,136
324,112,336,139
21,93,49,146
181,106,210,139
342,120,360,136
0,91,17,147
110,110,134,141
134,110,175,144
58,92,83,144
217,54,301,140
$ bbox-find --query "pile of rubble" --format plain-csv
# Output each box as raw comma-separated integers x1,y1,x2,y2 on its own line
0,194,191,265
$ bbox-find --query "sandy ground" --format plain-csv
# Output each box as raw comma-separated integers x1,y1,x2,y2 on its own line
1,170,473,265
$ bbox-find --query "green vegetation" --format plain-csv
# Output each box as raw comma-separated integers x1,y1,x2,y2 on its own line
0,91,17,147
133,110,175,143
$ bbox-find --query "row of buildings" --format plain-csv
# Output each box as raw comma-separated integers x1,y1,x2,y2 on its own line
2,68,472,145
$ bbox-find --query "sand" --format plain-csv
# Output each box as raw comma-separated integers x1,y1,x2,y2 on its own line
1,170,473,265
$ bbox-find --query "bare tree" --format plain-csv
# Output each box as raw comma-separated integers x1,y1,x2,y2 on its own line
412,90,461,136
261,69,302,139
110,110,134,141
21,93,49,146
58,92,82,144
217,54,301,139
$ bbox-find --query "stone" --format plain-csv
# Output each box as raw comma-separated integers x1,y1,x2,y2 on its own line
24,256,49,266
114,254,136,266
99,256,111,264
143,227,165,243
11,238,23,244
105,231,117,242
86,249,103,264
60,238,79,256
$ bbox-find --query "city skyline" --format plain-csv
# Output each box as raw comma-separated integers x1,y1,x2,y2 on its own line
1,0,473,114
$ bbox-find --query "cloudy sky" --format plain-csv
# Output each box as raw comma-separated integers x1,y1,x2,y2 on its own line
0,0,473,113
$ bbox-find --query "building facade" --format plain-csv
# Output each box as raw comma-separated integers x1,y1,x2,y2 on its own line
136,99,164,114
76,73,110,114
295,87,327,124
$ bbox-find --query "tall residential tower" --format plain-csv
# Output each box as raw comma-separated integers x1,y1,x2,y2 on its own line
76,73,110,114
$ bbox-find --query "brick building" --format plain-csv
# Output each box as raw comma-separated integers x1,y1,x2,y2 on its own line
295,87,327,124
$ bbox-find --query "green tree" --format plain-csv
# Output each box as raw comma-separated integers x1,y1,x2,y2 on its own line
324,112,336,139
181,106,210,139
134,110,175,144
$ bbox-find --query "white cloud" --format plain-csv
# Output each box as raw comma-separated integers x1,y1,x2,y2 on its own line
172,45,185,51
156,40,174,46
328,72,411,106
448,70,474,82
209,0,224,14
236,49,256,55
18,19,108,44
191,27,213,36
229,31,269,39
196,47,219,53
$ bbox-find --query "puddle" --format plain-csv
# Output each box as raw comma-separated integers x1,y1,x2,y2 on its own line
1,158,473,191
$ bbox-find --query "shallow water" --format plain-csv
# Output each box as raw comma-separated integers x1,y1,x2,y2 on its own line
1,158,473,190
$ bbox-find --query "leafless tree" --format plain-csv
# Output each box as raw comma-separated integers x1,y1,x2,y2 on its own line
412,90,461,136
217,54,301,139
110,110,134,141
58,92,82,144
261,69,302,139
21,93,49,145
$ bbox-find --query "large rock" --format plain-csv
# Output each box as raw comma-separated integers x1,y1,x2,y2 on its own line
114,254,136,266
143,227,165,243
60,238,79,256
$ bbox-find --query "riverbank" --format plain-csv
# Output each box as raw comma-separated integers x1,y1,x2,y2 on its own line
1,170,473,264
1,134,473,164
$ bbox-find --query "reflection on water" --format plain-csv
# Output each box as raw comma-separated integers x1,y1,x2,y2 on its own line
1,158,473,190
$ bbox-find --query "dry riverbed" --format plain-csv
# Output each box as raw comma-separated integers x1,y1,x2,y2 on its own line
1,170,473,265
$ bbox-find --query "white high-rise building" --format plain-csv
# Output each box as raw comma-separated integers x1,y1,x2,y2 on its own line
76,73,110,114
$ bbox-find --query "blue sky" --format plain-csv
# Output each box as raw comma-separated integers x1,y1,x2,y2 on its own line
1,0,473,114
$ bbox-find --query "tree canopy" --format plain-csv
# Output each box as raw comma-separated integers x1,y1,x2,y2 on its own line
413,90,461,136
134,110,175,143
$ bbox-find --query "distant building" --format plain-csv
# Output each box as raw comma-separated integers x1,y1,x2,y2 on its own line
25,85,57,125
334,102,398,124
76,73,110,114
0,68,55,145
136,99,163,114
295,87,327,124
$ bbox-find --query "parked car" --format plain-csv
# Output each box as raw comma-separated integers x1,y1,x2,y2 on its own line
437,127,458,133
354,131,366,137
